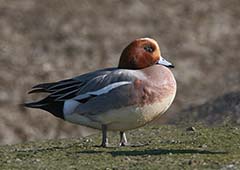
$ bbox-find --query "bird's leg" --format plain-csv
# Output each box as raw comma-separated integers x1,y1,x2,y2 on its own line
119,131,128,146
100,124,109,147
119,131,149,147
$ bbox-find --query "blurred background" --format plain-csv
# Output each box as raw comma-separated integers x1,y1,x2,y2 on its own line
0,0,239,145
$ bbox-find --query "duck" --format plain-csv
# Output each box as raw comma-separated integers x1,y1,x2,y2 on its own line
25,38,177,147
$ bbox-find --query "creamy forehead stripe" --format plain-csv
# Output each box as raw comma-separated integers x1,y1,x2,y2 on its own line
138,38,157,43
139,37,154,41
64,81,132,115
138,38,159,48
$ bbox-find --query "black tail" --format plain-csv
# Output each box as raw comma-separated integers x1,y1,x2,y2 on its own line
25,78,82,119
24,96,65,119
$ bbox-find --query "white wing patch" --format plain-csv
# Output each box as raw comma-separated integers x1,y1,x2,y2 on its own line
74,81,132,100
88,81,132,96
63,81,132,115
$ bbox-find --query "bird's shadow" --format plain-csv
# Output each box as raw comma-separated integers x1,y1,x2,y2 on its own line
78,148,227,157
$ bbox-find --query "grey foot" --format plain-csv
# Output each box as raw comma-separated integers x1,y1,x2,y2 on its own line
119,142,149,147
119,131,128,147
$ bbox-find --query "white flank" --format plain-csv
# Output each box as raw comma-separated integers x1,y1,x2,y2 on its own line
64,93,176,131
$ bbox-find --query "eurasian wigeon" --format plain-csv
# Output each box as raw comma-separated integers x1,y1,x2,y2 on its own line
25,38,177,147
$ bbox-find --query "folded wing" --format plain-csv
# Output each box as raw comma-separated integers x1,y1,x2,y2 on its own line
24,68,141,119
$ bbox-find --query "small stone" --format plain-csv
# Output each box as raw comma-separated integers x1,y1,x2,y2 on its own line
186,127,196,131
226,164,234,168
124,157,131,161
15,158,22,162
200,144,208,148
188,159,197,166
188,160,192,165
84,138,92,143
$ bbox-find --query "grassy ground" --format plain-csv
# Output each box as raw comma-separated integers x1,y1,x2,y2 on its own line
1,0,240,145
0,125,240,170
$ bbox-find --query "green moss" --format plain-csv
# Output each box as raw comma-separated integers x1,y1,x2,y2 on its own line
0,125,240,170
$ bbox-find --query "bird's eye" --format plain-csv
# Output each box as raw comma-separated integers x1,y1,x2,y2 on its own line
144,45,154,53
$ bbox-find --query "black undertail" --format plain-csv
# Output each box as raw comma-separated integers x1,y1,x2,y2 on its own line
24,96,65,119
24,78,84,119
